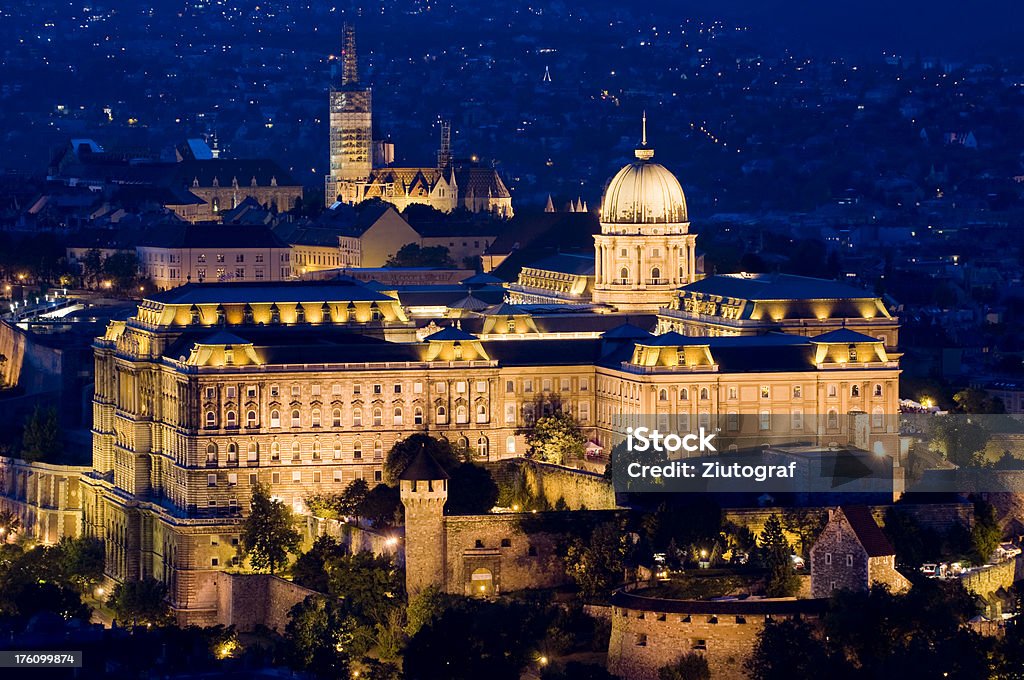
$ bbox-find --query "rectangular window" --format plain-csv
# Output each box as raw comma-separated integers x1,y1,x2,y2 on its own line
524,379,533,393
476,381,487,393
825,552,832,565
413,381,423,394
292,385,301,397
292,471,301,483
792,410,804,430
312,384,321,396
373,384,382,395
313,471,321,483
270,384,280,397
846,554,854,567
436,382,446,393
760,385,770,399
207,474,217,487
579,402,590,422
793,385,802,399
227,473,237,486
333,470,343,483
580,378,589,391
272,472,280,484
249,473,257,486
505,404,516,424
728,386,738,400
394,384,402,394
561,378,570,391
542,379,552,392
226,386,236,399
759,411,771,430
505,380,515,393
246,385,257,398
456,382,466,393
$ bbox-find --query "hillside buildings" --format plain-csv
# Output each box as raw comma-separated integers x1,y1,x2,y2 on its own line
324,25,513,218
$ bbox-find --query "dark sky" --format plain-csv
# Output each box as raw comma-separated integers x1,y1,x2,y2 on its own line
658,0,1023,59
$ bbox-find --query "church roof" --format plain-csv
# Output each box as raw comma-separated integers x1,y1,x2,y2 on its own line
839,506,895,557
399,447,450,481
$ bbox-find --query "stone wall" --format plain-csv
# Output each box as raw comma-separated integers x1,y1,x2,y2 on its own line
0,320,25,387
214,572,321,632
442,514,568,595
607,591,826,679
315,517,403,562
960,558,1017,600
518,460,618,510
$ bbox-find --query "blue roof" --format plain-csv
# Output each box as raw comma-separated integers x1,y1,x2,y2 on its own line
809,329,882,344
639,331,711,347
524,252,595,276
424,326,480,342
682,273,876,301
601,323,653,340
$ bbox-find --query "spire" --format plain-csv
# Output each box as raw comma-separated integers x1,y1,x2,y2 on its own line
437,119,452,169
542,65,552,83
341,22,358,86
544,194,555,212
635,111,654,161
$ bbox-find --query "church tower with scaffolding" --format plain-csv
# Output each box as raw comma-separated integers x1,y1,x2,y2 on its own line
325,23,373,204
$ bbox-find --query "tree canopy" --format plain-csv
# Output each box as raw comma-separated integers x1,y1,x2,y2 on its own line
241,483,301,574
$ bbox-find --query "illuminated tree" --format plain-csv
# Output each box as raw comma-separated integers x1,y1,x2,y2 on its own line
107,577,171,628
241,483,301,574
521,410,586,465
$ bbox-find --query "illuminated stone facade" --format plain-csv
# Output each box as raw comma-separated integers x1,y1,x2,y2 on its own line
75,275,901,623
657,273,900,348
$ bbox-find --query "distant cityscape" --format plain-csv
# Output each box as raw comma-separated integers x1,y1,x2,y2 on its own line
1,1,1024,679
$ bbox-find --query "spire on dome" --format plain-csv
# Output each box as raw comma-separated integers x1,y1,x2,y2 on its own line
635,111,654,161
544,194,555,212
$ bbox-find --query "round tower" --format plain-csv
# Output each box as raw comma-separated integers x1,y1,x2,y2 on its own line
399,446,449,597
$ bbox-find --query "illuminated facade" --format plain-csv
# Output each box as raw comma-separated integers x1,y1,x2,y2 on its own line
76,276,900,623
326,23,373,198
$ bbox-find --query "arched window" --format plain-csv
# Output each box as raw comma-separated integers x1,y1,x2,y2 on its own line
506,435,516,454
699,387,709,401
394,407,403,425
651,267,661,281
206,411,216,428
353,441,362,459
659,389,668,402
270,441,280,460
873,384,883,397
453,343,463,359
851,385,860,398
477,436,489,458
225,410,237,428
619,267,630,283
353,408,362,427
311,408,321,427
373,408,383,426
373,440,383,458
456,405,468,424
291,441,301,461
291,409,301,427
312,441,321,459
333,440,342,459
227,442,237,460
247,442,258,462
476,404,487,423
270,410,281,428
680,387,689,400
436,405,448,424
332,408,342,427
246,410,257,427
414,406,424,425
206,443,217,463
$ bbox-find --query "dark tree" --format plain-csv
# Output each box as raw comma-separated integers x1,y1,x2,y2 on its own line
384,433,461,485
564,521,626,598
359,483,402,528
21,404,61,462
284,595,353,678
446,463,499,514
385,243,456,268
55,536,105,591
758,514,799,597
970,499,1002,565
338,478,370,522
745,617,833,680
658,652,711,680
241,483,301,574
405,597,550,680
291,534,347,594
107,577,171,628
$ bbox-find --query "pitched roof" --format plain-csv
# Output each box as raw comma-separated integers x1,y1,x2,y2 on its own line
810,329,883,344
399,447,450,481
196,330,252,346
601,323,654,340
424,326,479,342
447,294,491,312
840,506,895,557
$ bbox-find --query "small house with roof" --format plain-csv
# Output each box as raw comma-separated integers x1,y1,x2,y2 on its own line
810,506,910,597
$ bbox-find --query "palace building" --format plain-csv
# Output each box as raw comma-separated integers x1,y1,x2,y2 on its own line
47,108,903,625
324,25,513,218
